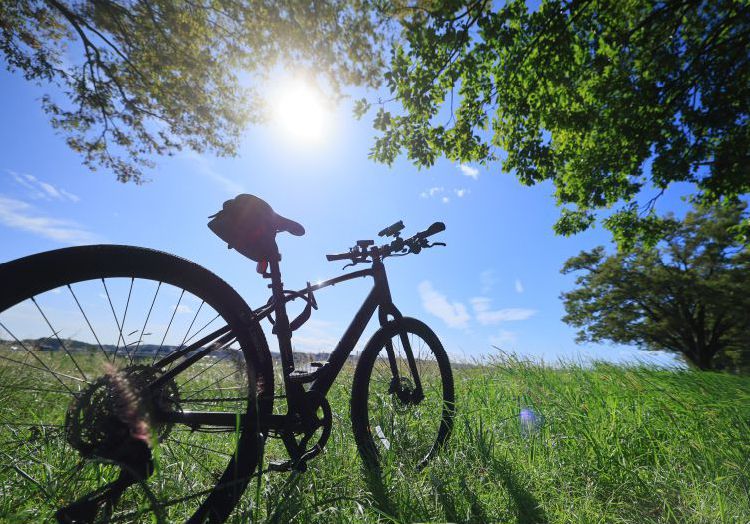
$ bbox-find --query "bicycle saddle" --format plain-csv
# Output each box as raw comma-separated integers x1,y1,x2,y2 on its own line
208,194,304,263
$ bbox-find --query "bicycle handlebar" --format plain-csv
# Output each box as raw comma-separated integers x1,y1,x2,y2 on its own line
325,252,352,262
417,221,445,239
325,221,446,266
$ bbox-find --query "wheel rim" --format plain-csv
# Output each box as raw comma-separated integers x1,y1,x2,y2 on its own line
365,328,449,469
0,275,257,522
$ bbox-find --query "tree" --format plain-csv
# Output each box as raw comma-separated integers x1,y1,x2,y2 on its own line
1,0,386,182
4,2,749,249
366,0,750,248
560,202,750,371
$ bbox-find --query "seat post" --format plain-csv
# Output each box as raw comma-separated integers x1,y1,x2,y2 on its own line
268,258,295,376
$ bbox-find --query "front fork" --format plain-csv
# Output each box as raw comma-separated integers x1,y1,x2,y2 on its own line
376,291,424,402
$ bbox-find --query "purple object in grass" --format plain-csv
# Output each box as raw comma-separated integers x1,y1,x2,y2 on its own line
519,407,541,436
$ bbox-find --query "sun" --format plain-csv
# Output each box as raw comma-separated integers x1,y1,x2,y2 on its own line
270,77,332,146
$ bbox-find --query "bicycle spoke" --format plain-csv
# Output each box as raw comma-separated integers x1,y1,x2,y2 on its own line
67,284,111,363
102,279,127,362
158,288,185,355
180,396,248,404
178,351,233,389
177,300,205,353
30,297,89,383
137,281,161,364
180,312,221,350
118,278,134,364
1,450,53,501
165,436,233,458
181,366,243,402
0,324,81,394
165,441,220,480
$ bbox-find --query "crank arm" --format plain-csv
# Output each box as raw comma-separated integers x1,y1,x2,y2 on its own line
56,470,139,524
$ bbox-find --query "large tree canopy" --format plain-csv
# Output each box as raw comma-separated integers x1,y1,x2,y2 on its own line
2,1,748,247
1,0,385,182
368,0,750,247
561,203,750,371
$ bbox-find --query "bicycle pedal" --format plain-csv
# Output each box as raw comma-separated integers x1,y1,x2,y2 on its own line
288,363,327,383
268,460,292,472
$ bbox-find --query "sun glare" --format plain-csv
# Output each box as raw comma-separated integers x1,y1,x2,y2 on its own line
271,78,331,146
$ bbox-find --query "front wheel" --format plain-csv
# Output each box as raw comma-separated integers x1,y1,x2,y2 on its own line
351,317,455,470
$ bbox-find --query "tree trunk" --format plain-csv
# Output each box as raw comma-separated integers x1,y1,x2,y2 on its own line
694,344,717,371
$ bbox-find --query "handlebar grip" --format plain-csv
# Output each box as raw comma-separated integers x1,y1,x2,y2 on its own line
326,252,351,262
420,221,446,238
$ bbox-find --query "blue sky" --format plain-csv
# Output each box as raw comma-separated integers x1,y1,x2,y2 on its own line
0,66,686,367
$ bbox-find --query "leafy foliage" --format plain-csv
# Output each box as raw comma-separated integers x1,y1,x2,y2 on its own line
370,0,750,247
561,202,750,371
3,1,748,248
0,0,386,182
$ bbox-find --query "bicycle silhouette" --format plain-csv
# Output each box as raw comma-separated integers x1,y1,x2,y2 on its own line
0,194,454,523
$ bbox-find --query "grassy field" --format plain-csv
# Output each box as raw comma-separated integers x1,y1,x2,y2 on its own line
2,352,749,523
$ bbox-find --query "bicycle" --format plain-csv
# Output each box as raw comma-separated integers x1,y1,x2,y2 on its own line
0,194,455,523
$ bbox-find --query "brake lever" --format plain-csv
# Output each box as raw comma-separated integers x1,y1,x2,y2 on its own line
429,242,447,247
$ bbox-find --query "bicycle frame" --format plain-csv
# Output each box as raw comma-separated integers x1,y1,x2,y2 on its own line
258,257,412,418
157,255,425,444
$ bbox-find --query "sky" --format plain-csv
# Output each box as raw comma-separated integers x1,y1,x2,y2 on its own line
0,66,688,368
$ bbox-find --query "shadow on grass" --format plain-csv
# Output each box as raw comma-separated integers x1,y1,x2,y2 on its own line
487,454,547,524
362,465,401,521
430,459,546,524
363,454,546,524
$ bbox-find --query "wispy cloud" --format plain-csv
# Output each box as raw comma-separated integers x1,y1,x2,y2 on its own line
421,186,462,204
470,297,536,325
490,330,518,348
6,170,80,202
454,188,469,198
184,151,245,195
515,278,524,293
480,270,497,294
0,195,98,244
420,186,444,198
457,164,479,180
292,319,339,353
419,281,470,329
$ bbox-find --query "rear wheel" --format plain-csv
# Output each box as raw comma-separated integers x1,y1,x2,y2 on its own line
350,317,454,470
0,245,274,523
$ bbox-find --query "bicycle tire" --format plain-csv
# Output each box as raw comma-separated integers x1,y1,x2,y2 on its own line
350,317,455,470
0,245,274,523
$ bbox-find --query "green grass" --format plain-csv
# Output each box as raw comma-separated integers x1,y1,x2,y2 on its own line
2,352,749,523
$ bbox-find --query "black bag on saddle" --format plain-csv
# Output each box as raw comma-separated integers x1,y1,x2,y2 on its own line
207,194,305,263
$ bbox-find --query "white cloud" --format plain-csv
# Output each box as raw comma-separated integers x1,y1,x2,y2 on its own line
418,281,470,329
515,278,524,293
420,186,444,199
176,304,193,314
6,170,80,202
458,164,479,180
441,196,450,204
454,188,469,198
490,330,518,348
184,151,245,195
480,270,497,294
470,297,536,325
292,319,339,353
0,195,98,244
